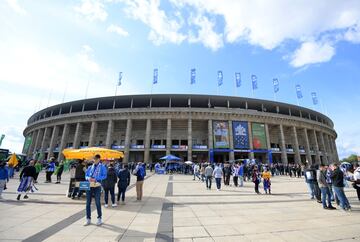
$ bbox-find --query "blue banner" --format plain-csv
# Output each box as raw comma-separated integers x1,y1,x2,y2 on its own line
296,84,303,99
217,71,223,86
273,78,279,93
251,74,258,90
311,92,318,105
235,72,241,87
190,68,196,84
153,68,158,84
232,121,249,149
118,72,122,86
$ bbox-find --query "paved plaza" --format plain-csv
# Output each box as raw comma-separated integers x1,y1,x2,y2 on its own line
0,172,359,242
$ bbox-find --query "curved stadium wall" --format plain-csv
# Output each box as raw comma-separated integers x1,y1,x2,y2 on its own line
22,94,339,164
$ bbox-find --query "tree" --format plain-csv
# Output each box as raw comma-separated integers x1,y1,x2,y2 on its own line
341,154,359,164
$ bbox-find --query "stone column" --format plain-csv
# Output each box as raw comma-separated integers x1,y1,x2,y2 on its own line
323,134,331,163
144,119,151,163
58,124,69,161
123,119,132,163
40,127,50,158
73,123,82,149
265,123,272,163
248,122,254,159
105,120,114,148
320,132,328,164
303,128,312,164
47,125,59,160
88,121,98,147
228,120,235,161
292,126,301,164
313,130,321,164
166,119,171,155
32,128,44,159
332,138,339,162
188,118,192,161
208,119,213,162
28,130,38,157
279,124,288,164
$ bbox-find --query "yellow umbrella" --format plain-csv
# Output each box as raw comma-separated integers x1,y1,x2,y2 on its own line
62,147,124,160
8,153,19,167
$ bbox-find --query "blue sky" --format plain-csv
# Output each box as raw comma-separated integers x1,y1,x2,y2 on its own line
0,0,360,159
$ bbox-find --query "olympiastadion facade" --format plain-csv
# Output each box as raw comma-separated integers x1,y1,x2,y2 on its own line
22,94,339,164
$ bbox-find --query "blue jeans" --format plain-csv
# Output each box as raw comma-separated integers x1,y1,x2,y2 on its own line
9,167,14,178
205,176,212,189
333,186,350,209
86,186,102,219
104,186,115,205
320,187,332,208
215,178,221,189
307,182,315,198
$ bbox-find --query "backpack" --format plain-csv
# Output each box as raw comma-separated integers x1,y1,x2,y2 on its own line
138,167,145,179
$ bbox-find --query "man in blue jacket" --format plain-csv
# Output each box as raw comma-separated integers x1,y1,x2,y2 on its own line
84,154,107,226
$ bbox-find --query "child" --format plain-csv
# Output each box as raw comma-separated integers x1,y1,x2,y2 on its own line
0,161,9,199
262,167,271,194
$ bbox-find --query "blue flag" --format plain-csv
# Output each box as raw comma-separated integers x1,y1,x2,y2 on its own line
311,92,318,105
251,75,258,90
190,68,196,85
296,84,303,99
217,71,223,86
273,78,279,93
235,72,241,88
153,68,158,84
118,72,122,86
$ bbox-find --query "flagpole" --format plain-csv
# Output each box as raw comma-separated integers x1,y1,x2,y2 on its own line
85,80,90,99
274,92,277,102
62,82,68,103
114,85,118,96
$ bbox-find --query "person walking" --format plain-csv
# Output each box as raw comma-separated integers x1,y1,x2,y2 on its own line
84,154,107,226
223,163,231,186
133,162,146,201
34,160,42,183
331,163,351,211
238,163,244,187
72,160,86,199
102,163,117,208
200,165,205,182
232,163,239,187
193,163,201,181
262,167,271,194
45,158,56,183
252,166,261,194
117,164,131,204
304,165,320,201
318,164,336,210
0,161,9,199
55,161,64,184
204,163,213,190
213,164,223,191
17,160,37,200
352,164,360,201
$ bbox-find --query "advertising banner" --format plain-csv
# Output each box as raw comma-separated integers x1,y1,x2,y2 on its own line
213,121,229,148
23,136,32,153
251,123,267,150
232,121,249,149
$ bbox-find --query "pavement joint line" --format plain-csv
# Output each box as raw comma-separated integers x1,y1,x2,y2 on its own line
155,175,174,242
22,173,155,242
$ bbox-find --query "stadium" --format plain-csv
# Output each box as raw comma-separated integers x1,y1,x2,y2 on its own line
22,94,339,164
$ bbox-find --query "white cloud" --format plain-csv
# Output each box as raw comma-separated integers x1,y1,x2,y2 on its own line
188,15,223,51
5,0,26,15
344,23,360,43
290,41,336,68
107,24,129,37
121,0,186,45
74,0,108,22
76,45,100,73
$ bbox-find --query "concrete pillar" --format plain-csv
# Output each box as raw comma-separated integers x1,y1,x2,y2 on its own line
265,123,272,163
88,121,98,147
228,120,235,161
248,122,254,160
105,120,114,148
144,119,151,163
33,128,44,159
58,124,69,161
188,118,192,161
279,124,288,164
313,130,321,164
303,128,312,164
208,119,213,162
292,126,301,164
73,123,82,149
332,138,339,162
166,119,171,155
40,127,50,157
47,125,59,160
28,130,38,157
123,119,132,163
320,132,328,164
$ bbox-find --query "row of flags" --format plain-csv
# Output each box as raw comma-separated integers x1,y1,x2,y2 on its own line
117,70,319,105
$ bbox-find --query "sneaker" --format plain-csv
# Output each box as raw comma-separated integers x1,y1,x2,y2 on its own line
112,203,117,207
83,219,91,226
17,194,21,200
96,218,102,226
104,204,108,208
24,195,29,199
